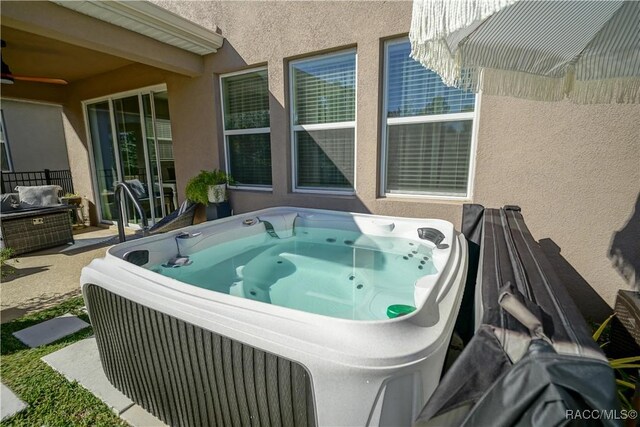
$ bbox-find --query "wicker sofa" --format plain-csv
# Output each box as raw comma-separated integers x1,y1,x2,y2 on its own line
1,188,74,255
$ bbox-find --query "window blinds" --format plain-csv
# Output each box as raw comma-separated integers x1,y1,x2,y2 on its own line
296,129,355,189
222,70,270,130
386,122,472,195
292,52,356,125
291,51,356,191
385,40,476,196
228,133,272,186
146,119,172,140
386,42,475,117
221,69,272,187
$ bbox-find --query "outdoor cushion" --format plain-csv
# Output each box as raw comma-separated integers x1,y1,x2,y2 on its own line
1,193,20,213
15,185,62,208
125,179,148,200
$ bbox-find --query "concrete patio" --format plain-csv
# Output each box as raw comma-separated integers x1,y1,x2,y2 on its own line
0,226,135,323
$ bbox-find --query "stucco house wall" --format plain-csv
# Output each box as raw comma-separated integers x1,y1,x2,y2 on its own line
1,1,637,320
474,96,639,319
148,0,639,319
1,99,70,172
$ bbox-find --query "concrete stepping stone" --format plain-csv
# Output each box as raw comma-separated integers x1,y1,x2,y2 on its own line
42,337,133,414
13,314,89,347
121,404,168,427
1,383,27,421
42,337,166,425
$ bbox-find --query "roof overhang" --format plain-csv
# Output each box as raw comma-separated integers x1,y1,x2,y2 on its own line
51,0,224,55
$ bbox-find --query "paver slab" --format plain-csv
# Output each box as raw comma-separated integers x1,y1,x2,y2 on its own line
42,337,133,414
1,383,27,421
13,314,89,347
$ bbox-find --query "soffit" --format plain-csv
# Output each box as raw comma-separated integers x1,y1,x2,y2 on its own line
51,0,224,56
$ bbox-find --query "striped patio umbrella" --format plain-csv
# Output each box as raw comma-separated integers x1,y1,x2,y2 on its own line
409,0,640,103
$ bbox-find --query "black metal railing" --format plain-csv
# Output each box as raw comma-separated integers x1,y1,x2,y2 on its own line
1,169,75,195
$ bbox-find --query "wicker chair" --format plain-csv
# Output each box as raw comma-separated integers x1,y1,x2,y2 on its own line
147,201,197,235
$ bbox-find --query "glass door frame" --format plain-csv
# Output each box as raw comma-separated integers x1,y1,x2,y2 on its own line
83,84,169,227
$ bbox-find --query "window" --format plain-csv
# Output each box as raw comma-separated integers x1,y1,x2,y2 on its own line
290,50,356,192
0,111,12,172
382,39,477,198
221,68,272,188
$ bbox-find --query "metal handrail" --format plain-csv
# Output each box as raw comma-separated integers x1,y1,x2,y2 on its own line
114,182,149,242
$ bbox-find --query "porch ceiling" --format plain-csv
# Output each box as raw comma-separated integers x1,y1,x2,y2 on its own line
1,26,134,84
1,1,211,78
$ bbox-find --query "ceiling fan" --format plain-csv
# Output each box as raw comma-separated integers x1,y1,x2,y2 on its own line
1,40,68,85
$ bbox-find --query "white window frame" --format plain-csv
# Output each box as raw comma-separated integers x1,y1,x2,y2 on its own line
289,49,357,195
380,38,481,201
0,110,13,172
220,67,272,191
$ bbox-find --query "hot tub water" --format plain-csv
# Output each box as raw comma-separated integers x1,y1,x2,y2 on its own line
150,226,437,320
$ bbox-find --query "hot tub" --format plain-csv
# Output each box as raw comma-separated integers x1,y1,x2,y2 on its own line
81,207,468,426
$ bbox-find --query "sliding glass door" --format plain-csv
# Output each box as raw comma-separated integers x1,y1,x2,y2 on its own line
86,88,176,227
87,101,119,222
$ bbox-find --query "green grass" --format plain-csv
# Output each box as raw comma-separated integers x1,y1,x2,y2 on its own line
1,248,16,277
0,297,127,426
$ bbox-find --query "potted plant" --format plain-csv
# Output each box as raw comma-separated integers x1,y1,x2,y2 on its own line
185,169,234,205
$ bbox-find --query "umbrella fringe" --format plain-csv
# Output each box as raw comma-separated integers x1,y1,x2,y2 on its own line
478,69,566,102
406,47,570,102
414,59,640,104
408,0,519,85
409,0,518,41
571,77,640,104
410,39,461,87
408,0,638,104
480,70,640,104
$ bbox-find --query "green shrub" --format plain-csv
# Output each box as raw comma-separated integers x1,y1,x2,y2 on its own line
184,169,234,205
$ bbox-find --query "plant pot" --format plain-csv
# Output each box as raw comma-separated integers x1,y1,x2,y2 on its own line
205,201,232,221
207,184,227,203
60,196,83,206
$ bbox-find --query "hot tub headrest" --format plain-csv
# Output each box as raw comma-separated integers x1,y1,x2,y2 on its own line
258,212,298,239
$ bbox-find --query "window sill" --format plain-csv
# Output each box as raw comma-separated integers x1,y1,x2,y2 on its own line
380,193,471,203
292,188,356,197
228,186,272,193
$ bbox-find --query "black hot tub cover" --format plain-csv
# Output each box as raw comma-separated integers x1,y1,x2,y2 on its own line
415,205,619,427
